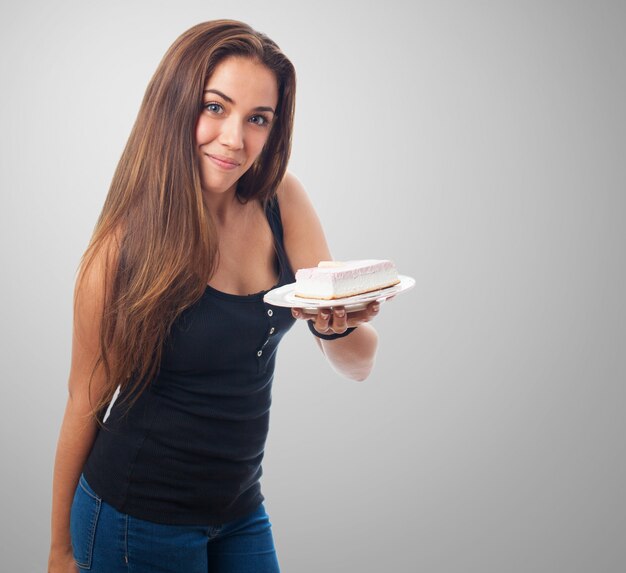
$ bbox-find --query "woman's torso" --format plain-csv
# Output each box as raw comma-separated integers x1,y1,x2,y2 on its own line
82,194,296,526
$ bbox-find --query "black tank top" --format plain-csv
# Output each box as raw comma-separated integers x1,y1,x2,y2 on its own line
83,195,296,525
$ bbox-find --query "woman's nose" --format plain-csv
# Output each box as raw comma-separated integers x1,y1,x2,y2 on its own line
218,116,244,149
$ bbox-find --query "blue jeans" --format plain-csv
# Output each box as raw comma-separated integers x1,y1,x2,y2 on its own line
70,473,280,572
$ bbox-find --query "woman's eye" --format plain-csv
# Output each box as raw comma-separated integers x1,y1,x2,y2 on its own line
250,115,271,127
204,102,223,113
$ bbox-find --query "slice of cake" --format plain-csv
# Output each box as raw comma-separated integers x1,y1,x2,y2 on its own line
294,260,400,300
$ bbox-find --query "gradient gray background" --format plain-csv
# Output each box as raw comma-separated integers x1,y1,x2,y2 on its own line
1,1,624,571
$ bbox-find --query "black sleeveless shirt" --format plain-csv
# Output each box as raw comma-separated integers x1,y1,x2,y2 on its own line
83,196,296,525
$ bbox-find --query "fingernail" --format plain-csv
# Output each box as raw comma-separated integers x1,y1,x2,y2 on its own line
321,312,329,319
292,309,300,317
373,304,380,312
335,309,345,318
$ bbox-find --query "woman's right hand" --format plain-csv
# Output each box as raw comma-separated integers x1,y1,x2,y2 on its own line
48,547,78,573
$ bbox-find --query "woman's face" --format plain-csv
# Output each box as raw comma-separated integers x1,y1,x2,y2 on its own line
196,56,279,198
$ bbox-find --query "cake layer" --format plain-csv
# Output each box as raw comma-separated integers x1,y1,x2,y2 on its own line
294,259,400,300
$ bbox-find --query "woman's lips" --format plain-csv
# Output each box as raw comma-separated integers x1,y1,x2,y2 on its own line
207,154,240,170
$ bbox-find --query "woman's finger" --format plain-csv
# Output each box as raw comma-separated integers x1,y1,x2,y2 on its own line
368,301,381,316
292,307,320,320
315,308,331,333
331,306,347,333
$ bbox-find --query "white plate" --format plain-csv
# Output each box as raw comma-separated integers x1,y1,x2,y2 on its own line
264,275,415,313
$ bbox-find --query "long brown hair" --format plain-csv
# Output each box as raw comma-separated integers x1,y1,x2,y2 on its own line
75,20,296,427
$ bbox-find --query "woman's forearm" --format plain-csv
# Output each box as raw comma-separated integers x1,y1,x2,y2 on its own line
317,323,379,381
50,395,99,553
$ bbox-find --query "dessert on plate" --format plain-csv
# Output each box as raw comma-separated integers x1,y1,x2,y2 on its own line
294,260,400,300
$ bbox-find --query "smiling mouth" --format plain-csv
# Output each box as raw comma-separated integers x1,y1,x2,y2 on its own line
206,154,241,167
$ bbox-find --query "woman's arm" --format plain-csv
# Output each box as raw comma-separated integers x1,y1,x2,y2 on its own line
48,238,118,570
277,171,380,381
308,322,379,381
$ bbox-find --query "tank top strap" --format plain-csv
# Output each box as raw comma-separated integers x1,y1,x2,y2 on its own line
264,194,295,283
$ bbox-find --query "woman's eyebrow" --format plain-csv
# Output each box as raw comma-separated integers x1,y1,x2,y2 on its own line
203,88,275,114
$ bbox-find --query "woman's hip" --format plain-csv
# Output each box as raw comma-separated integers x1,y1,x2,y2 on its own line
70,473,280,572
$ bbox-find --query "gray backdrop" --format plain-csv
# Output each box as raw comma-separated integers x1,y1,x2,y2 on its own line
1,0,625,571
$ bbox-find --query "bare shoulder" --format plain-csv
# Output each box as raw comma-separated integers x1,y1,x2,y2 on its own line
76,228,122,284
74,229,123,332
275,171,332,271
275,171,312,226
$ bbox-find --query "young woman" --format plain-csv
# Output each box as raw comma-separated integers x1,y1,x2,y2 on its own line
48,19,383,573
